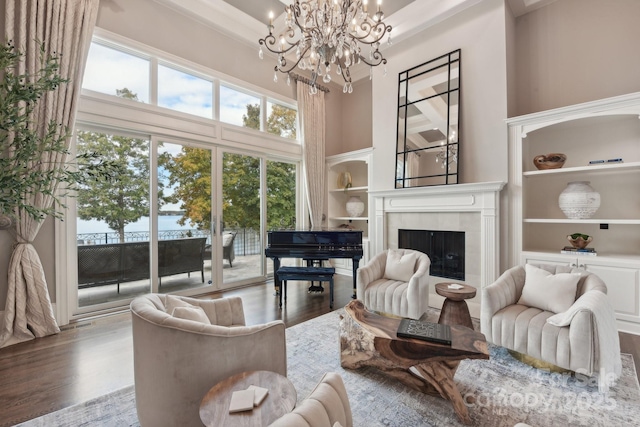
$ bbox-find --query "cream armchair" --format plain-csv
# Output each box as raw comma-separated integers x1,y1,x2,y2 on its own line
130,294,287,427
481,264,621,380
356,248,431,319
269,372,353,427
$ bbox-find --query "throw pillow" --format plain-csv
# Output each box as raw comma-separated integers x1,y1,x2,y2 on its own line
222,232,234,247
164,294,192,314
172,306,211,324
517,264,581,313
384,249,416,282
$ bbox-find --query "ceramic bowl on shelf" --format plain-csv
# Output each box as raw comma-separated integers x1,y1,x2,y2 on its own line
533,153,567,170
567,233,593,249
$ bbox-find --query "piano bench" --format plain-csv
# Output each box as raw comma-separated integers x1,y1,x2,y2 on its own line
277,266,336,309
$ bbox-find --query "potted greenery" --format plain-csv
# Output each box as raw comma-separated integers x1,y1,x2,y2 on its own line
0,41,113,229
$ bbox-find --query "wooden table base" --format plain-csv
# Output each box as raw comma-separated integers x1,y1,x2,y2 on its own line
340,300,488,425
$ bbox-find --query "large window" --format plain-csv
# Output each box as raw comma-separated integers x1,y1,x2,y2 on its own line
81,38,298,139
69,34,302,316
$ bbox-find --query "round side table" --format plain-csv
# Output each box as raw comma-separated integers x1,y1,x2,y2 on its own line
435,282,476,329
199,370,296,427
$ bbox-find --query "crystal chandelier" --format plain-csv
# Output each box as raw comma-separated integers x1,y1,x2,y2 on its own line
258,0,392,94
435,130,458,169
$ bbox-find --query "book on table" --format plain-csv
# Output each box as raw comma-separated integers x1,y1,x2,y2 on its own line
397,318,452,345
228,389,255,413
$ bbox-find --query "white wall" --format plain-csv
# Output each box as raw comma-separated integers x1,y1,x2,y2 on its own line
514,0,640,115
372,0,509,192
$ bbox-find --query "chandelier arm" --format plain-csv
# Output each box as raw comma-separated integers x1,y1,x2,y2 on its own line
352,22,392,44
275,44,312,74
358,53,387,68
259,34,301,56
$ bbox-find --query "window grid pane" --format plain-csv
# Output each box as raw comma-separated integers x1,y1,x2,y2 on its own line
219,85,261,129
82,43,150,102
266,102,298,140
158,65,213,118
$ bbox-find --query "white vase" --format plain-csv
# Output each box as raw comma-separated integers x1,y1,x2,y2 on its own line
558,181,601,219
346,196,365,217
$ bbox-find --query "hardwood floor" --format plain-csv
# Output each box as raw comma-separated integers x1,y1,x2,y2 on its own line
1,275,638,426
0,276,355,427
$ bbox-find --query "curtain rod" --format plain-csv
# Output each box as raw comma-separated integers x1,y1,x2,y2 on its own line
288,72,331,93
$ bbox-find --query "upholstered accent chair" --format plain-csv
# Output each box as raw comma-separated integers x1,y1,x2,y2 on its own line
130,294,287,427
269,372,353,427
481,263,621,378
356,248,431,319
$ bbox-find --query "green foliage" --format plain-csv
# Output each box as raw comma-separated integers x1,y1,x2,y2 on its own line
222,153,260,229
75,129,150,242
159,146,212,230
267,104,297,139
266,160,296,230
0,41,115,222
158,101,298,232
242,104,260,130
243,103,298,140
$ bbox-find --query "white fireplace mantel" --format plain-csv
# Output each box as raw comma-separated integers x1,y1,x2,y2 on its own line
370,181,506,289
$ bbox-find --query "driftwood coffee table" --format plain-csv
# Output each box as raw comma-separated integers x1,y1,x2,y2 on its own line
340,300,489,425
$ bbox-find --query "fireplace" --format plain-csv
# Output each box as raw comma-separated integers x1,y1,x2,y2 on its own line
370,181,506,318
399,229,465,280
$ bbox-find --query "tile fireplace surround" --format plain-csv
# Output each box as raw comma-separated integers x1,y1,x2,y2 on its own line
369,181,506,317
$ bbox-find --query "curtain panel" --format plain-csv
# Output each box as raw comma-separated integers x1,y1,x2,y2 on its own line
0,0,99,348
297,82,326,230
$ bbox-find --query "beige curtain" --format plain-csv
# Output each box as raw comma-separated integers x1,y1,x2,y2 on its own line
0,0,99,348
297,82,326,230
406,152,419,187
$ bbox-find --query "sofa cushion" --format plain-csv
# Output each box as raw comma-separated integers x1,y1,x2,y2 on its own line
172,305,211,324
384,249,416,282
518,264,581,314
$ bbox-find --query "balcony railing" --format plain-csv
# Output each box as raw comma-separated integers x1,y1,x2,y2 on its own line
77,227,262,256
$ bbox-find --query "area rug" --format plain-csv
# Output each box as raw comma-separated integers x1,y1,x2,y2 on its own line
17,309,640,427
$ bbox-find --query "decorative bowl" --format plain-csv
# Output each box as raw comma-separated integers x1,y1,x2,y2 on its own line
567,233,593,249
533,153,567,170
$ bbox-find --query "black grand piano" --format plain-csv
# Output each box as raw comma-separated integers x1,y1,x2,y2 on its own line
265,229,363,298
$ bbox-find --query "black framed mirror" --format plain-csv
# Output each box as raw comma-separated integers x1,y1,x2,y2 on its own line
395,49,460,188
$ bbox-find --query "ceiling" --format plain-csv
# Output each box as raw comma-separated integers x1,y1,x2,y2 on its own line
152,0,554,84
154,0,484,83
222,0,416,24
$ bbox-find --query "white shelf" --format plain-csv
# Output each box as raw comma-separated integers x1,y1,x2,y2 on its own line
523,161,640,177
331,216,369,221
328,186,368,193
523,250,640,262
524,218,640,224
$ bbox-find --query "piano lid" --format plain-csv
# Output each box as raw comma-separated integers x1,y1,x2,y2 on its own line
267,229,362,246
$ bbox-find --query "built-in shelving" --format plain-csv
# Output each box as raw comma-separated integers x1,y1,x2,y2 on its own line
326,148,373,275
507,91,640,334
522,161,640,177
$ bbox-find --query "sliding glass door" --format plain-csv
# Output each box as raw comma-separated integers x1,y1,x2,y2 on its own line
156,142,214,293
75,129,152,308
72,129,298,313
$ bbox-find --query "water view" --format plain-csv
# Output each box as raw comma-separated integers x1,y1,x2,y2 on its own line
77,215,198,235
